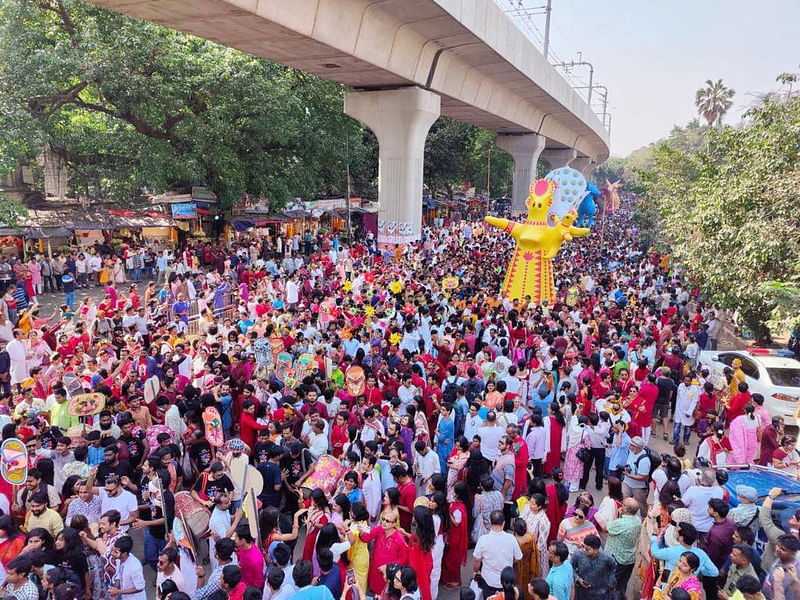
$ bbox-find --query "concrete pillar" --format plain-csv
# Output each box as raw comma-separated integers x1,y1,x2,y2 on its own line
344,86,440,246
571,157,592,174
541,148,577,170
495,133,546,214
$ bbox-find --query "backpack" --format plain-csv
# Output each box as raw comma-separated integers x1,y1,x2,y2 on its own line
442,377,460,404
464,378,482,403
635,447,661,482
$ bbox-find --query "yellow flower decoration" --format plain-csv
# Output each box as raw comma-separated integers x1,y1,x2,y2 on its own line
389,280,404,295
343,280,353,292
364,305,375,317
390,332,402,346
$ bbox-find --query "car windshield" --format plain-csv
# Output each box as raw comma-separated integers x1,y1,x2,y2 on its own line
767,368,800,388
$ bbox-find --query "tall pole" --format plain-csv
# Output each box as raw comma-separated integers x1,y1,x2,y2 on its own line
543,0,552,60
486,146,492,199
345,135,352,242
587,63,594,105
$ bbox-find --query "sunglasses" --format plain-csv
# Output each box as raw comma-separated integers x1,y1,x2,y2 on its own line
381,517,397,524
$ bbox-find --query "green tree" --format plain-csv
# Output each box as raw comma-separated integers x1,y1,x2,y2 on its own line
695,79,735,127
468,130,512,198
0,0,373,210
423,118,474,198
641,95,800,342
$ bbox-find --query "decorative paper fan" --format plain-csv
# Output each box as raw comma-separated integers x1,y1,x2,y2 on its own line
545,167,588,225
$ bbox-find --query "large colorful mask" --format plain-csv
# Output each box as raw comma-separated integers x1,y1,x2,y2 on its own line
485,175,591,303
441,276,459,291
319,299,337,326
345,366,365,397
296,353,314,381
275,352,296,388
269,336,285,363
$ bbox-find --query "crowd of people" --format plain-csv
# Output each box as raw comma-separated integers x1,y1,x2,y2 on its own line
0,194,792,600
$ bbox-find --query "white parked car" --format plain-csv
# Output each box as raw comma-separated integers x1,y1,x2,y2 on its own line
698,349,800,425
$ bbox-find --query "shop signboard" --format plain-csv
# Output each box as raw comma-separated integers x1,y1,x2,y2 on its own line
172,202,197,219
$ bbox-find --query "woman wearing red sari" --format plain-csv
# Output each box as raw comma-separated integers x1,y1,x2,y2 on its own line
302,489,331,561
543,403,565,475
442,482,469,589
545,468,568,543
330,413,349,458
406,506,435,600
510,426,529,500
0,516,24,569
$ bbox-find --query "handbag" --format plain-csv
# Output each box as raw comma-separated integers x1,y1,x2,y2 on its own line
576,431,591,462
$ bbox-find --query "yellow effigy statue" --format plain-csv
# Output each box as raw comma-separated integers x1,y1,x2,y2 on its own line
485,179,590,303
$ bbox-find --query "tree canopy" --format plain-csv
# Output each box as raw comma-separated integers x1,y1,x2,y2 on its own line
639,95,800,340
0,0,375,209
0,0,512,211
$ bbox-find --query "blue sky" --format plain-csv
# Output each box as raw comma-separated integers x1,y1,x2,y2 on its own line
518,0,800,156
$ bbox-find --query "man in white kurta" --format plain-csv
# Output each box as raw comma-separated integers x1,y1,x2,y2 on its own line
6,330,28,386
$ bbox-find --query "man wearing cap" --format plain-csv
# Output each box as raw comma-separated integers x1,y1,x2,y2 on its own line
223,439,248,510
729,485,761,536
622,436,650,517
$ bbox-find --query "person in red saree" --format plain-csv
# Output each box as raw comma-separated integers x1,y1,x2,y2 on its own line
510,426,529,501
301,489,331,562
577,377,594,416
357,508,409,596
543,403,565,475
404,506,434,600
0,516,24,568
545,468,568,543
330,413,349,458
441,481,469,589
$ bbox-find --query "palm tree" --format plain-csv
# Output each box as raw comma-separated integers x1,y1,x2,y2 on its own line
695,79,735,126
777,71,799,98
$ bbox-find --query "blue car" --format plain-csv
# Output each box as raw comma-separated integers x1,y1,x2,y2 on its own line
723,465,800,554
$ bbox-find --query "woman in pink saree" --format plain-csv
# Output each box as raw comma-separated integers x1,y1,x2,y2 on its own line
728,404,760,465
652,552,703,600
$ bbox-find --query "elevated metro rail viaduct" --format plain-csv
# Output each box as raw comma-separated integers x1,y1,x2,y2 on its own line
87,0,610,240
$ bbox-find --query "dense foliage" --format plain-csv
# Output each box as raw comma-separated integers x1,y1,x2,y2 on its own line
0,1,512,210
424,119,513,199
0,0,375,209
639,96,800,340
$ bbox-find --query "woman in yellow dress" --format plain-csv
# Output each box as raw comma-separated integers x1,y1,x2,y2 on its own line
347,502,370,590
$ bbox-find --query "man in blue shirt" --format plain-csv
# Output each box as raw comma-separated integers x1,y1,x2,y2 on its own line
650,521,719,577
317,549,341,599
545,540,574,600
292,560,334,600
622,436,650,517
